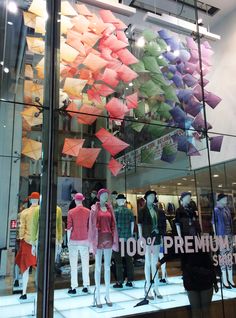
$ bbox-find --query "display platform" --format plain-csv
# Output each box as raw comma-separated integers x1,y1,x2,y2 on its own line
0,277,235,318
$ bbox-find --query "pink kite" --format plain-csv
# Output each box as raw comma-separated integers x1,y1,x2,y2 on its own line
62,138,85,157
117,64,138,82
93,84,114,97
95,128,112,143
108,157,123,176
102,135,129,156
116,48,139,65
77,104,103,125
126,92,138,109
76,148,101,168
103,34,128,52
105,97,128,119
83,52,108,72
66,102,79,117
102,68,119,87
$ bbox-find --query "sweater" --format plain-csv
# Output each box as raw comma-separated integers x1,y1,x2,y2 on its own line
67,206,90,241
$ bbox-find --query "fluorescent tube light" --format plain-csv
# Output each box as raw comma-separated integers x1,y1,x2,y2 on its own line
144,12,220,41
80,0,136,16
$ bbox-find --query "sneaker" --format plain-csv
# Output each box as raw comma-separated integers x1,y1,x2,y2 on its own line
19,294,27,300
113,282,123,288
125,281,133,287
160,278,167,283
82,287,88,293
68,288,76,295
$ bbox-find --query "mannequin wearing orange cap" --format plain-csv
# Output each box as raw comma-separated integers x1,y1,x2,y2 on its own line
67,193,90,295
88,189,119,308
15,192,40,300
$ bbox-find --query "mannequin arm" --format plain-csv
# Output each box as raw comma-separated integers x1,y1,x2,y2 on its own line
31,207,39,246
56,207,63,244
67,229,71,243
131,222,134,236
138,224,142,238
176,224,181,236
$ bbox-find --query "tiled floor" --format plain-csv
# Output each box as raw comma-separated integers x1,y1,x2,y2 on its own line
0,277,235,318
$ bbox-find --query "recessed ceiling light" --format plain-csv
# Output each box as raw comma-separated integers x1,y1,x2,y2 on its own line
218,184,222,188
3,67,9,73
213,174,219,177
232,182,236,185
191,179,195,181
7,21,13,25
177,183,182,185
182,178,187,181
136,36,145,47
0,61,4,66
129,83,133,87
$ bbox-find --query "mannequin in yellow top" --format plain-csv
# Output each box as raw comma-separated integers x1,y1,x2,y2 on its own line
31,205,63,261
15,192,40,300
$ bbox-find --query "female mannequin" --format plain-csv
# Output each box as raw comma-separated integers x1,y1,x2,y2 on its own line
138,190,166,299
212,193,236,288
175,192,201,237
67,193,90,294
88,189,118,308
15,192,40,300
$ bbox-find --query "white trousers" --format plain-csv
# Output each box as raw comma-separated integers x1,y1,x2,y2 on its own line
95,248,112,299
145,245,160,289
69,244,90,289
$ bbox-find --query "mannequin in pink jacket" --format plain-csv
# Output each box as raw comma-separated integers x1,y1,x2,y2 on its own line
88,188,119,308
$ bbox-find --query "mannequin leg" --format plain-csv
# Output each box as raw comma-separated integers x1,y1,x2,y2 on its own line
69,245,79,290
222,269,229,286
227,267,235,285
151,245,162,297
79,245,90,288
144,245,153,298
104,248,112,304
22,268,29,295
159,252,167,281
95,249,103,306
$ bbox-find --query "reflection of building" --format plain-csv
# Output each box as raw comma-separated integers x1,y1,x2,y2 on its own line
1,0,236,317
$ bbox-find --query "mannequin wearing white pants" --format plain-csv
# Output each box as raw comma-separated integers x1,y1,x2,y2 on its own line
69,244,90,289
67,194,90,294
95,248,112,306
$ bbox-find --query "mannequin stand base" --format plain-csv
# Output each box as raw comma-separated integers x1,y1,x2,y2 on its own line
18,295,35,304
90,302,123,313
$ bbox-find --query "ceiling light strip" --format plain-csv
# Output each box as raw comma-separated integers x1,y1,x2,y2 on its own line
144,12,221,41
80,0,136,16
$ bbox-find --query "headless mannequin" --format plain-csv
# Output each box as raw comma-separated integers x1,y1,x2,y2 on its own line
95,192,113,308
67,198,90,293
138,194,162,299
22,198,39,299
116,198,134,239
212,197,235,288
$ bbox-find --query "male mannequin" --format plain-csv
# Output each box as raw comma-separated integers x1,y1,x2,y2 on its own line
88,189,118,308
15,192,39,300
113,194,134,288
69,189,77,210
138,190,166,299
212,193,236,288
89,190,99,208
111,190,118,209
67,193,90,295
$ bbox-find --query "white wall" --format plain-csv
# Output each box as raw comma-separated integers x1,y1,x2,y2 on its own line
191,7,236,169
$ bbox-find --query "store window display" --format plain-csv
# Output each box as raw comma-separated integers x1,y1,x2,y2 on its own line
138,190,166,299
113,194,134,288
15,192,40,300
88,189,118,308
212,193,236,288
67,193,90,295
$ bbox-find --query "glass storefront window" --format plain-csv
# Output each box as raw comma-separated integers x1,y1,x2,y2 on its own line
1,1,236,318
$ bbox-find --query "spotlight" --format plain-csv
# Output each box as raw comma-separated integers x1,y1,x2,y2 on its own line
7,2,18,14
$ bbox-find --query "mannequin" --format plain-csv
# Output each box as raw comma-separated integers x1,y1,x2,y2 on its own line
138,190,166,299
111,190,118,209
15,192,39,300
212,193,236,288
113,194,134,288
67,193,90,294
88,189,119,308
175,192,201,237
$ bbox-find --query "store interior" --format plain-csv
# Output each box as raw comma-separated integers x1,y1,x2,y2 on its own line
1,0,236,317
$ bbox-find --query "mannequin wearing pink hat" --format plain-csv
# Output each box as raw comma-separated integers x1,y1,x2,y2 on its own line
67,193,90,295
88,189,119,308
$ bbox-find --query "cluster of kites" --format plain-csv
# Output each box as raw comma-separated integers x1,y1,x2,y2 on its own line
20,0,223,176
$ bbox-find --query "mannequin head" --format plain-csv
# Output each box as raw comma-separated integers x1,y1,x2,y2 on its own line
91,190,97,199
74,193,85,206
180,192,191,207
28,192,40,206
217,193,228,207
116,194,126,207
144,190,157,206
98,188,109,204
71,190,77,201
111,191,118,201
